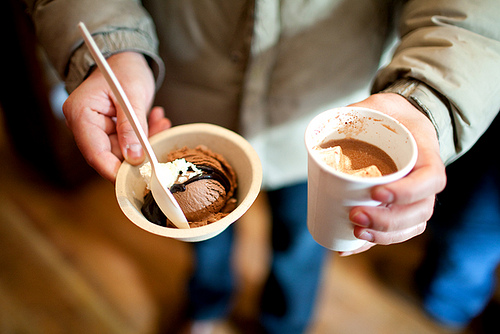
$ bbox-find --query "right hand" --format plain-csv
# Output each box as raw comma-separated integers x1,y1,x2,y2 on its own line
63,52,171,182
339,93,447,256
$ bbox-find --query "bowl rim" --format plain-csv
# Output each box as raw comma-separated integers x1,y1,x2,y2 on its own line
115,123,263,241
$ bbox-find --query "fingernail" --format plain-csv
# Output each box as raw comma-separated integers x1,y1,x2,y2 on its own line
338,251,352,257
351,211,370,227
373,187,394,203
126,143,143,160
359,230,374,242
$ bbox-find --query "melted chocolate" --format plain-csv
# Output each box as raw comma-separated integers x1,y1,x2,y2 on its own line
169,165,231,194
141,191,167,227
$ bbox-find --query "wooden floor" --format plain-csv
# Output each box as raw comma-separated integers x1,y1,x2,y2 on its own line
0,113,491,334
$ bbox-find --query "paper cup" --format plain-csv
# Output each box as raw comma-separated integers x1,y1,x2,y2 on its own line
305,107,417,251
115,123,263,242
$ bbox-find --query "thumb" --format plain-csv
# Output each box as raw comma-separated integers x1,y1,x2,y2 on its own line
104,51,156,166
116,104,147,165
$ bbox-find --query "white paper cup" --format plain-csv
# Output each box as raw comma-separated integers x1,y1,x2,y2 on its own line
305,107,417,251
115,123,262,242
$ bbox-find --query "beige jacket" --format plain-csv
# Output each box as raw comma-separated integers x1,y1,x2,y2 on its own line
26,0,500,189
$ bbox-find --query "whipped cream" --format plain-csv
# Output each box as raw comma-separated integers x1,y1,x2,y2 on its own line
139,159,203,190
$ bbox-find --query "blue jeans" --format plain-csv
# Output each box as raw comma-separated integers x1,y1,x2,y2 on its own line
188,182,327,333
417,117,500,329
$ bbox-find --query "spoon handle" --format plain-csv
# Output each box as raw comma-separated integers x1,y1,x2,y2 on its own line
78,22,159,167
78,22,189,229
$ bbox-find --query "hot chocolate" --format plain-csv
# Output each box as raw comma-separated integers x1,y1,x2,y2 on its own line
315,138,398,177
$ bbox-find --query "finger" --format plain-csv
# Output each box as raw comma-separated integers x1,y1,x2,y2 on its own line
102,115,118,135
63,85,123,182
354,222,427,245
71,116,122,182
148,106,172,137
338,242,375,257
372,149,446,206
109,133,123,160
105,52,155,166
90,151,122,183
350,196,435,232
115,102,146,165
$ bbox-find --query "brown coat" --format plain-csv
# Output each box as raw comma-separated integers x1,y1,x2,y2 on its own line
27,0,500,188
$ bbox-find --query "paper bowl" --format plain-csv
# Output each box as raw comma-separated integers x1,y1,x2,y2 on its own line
115,123,263,242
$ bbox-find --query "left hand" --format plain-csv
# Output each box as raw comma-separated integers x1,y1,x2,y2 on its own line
339,93,447,256
63,52,171,182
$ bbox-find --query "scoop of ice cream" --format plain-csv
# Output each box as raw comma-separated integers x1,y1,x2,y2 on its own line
141,145,237,227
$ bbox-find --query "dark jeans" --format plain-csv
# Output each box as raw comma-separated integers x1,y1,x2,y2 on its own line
188,182,327,333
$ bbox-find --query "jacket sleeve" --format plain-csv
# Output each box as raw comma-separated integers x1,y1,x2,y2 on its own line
373,0,500,165
24,0,164,93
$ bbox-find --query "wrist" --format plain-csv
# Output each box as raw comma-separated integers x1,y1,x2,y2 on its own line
66,30,165,94
379,79,431,118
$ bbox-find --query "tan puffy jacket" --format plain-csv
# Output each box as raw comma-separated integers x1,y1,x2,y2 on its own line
26,0,500,189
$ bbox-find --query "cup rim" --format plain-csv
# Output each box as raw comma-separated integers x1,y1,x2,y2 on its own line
115,123,263,242
305,107,418,184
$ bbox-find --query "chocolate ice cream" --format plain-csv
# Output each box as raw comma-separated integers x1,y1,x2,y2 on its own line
314,138,397,177
140,145,237,228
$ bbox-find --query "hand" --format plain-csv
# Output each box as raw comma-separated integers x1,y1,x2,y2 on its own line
63,52,171,182
339,93,447,256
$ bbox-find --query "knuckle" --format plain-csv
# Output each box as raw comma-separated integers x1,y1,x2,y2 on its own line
372,221,427,246
421,197,437,221
370,231,392,245
116,118,133,135
434,164,447,193
367,207,392,232
62,99,73,122
416,221,427,235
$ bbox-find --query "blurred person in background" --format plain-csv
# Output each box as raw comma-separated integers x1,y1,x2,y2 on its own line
417,114,500,332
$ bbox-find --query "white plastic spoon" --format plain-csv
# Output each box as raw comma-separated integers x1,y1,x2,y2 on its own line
78,22,190,229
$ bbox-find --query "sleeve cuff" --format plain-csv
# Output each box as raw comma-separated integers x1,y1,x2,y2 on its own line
65,30,165,93
379,79,457,165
